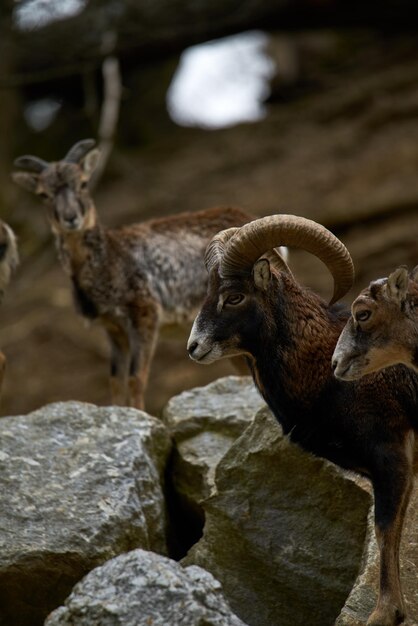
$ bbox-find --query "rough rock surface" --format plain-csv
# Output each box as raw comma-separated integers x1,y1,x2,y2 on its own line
336,485,418,626
163,376,265,508
184,406,372,626
0,402,171,626
45,548,248,626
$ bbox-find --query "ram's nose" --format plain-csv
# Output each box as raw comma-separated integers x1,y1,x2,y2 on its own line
187,335,213,362
188,340,199,357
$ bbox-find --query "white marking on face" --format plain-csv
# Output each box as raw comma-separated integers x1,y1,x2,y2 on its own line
216,294,225,314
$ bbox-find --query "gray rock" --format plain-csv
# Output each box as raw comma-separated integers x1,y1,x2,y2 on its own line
336,485,418,625
45,548,248,626
0,402,171,626
184,406,372,626
163,376,265,508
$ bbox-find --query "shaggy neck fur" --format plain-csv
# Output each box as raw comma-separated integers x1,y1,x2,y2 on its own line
251,275,346,410
54,219,105,278
244,273,376,466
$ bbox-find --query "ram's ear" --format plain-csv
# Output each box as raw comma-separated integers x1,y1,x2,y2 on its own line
386,267,408,303
253,258,271,291
81,149,101,178
11,171,40,194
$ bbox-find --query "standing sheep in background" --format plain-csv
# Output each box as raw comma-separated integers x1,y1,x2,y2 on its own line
187,214,417,626
0,221,19,398
332,265,418,379
12,139,261,410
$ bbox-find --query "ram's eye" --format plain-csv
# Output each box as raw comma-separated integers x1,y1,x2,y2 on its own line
355,309,371,323
225,294,245,306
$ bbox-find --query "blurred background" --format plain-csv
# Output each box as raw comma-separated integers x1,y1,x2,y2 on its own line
1,0,418,416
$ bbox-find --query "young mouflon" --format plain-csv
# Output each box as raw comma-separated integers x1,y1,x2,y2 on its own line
13,139,256,409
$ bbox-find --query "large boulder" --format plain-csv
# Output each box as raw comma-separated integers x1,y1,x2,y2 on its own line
45,548,248,626
163,376,265,510
336,485,418,625
184,406,372,626
0,402,171,626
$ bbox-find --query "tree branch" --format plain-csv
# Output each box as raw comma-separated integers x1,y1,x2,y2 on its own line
90,53,123,189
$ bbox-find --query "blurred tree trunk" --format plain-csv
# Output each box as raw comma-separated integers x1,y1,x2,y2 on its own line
1,0,416,89
5,0,292,82
6,0,416,85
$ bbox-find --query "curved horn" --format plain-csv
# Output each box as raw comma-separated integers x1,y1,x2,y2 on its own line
64,139,96,164
220,214,354,304
205,227,240,273
13,156,48,173
0,222,19,272
206,229,293,276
